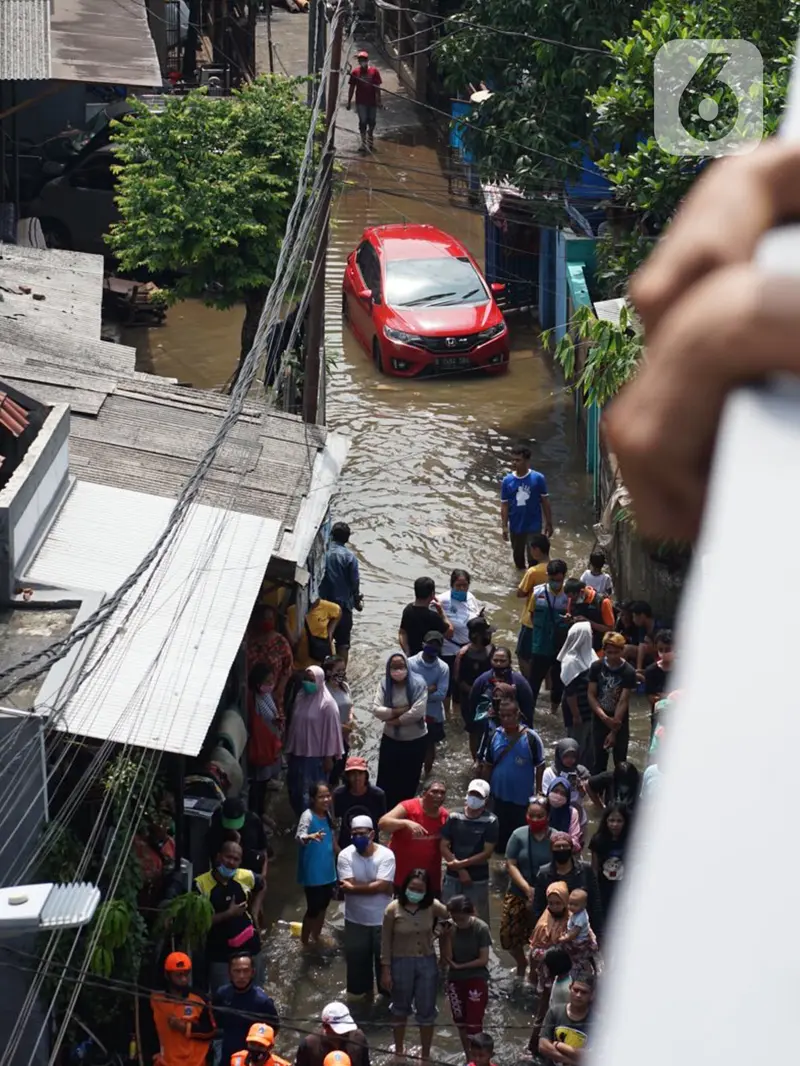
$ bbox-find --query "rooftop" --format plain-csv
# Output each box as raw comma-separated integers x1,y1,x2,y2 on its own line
0,243,347,562
0,606,78,711
0,0,161,87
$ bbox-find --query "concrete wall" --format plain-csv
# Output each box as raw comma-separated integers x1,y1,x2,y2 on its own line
598,447,688,618
0,405,71,599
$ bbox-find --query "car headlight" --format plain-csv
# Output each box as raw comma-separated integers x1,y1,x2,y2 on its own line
476,323,506,342
384,326,424,345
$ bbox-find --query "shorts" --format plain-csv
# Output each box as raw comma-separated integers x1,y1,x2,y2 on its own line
333,606,353,649
425,717,445,744
389,954,439,1024
516,625,533,661
446,977,488,1035
500,891,535,951
303,882,335,918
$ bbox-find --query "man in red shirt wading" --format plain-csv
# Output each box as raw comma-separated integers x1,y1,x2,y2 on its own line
346,50,382,153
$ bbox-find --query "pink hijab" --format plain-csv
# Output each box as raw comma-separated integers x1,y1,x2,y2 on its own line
285,665,344,758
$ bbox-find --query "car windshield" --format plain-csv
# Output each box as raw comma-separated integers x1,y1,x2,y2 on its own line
385,256,489,307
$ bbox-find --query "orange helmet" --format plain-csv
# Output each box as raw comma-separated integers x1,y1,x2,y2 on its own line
164,952,192,973
247,1024,275,1050
323,1054,351,1066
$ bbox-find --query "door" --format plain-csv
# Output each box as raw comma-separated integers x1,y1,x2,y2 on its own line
351,241,381,350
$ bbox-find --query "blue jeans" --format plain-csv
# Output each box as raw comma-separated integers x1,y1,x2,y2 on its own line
287,754,324,817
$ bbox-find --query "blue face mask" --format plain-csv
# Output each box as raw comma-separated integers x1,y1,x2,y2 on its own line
217,864,237,879
352,835,371,853
451,588,468,602
302,680,318,695
422,645,439,659
406,888,425,904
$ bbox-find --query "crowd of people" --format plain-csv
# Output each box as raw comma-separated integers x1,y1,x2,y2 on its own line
152,451,676,1066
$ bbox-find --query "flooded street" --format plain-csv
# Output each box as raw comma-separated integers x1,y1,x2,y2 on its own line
124,115,650,1064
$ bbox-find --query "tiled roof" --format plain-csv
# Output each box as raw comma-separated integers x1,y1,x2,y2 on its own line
0,393,29,437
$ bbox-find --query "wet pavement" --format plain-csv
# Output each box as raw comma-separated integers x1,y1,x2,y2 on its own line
122,18,653,1061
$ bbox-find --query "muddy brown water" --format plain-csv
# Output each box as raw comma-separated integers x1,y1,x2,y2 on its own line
123,128,651,1066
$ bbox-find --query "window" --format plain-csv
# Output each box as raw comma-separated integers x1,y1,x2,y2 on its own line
355,241,381,298
384,256,488,308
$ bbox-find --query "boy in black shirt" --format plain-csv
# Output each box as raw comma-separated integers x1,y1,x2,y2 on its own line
398,576,453,656
588,632,637,774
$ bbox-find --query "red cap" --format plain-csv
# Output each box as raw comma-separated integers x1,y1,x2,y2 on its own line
356,50,369,58
344,756,368,774
164,951,192,973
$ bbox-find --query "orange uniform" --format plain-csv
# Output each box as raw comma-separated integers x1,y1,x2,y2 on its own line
229,1054,291,1066
151,989,217,1066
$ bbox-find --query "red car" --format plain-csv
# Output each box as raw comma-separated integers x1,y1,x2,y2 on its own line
342,223,509,377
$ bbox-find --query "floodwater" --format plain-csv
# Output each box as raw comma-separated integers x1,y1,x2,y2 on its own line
123,123,651,1065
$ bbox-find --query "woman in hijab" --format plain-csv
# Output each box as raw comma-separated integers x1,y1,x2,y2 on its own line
545,778,582,853
284,665,344,817
542,739,590,840
557,621,596,764
528,881,570,1044
371,651,429,810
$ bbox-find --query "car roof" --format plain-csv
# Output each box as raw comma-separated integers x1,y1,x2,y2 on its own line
366,223,469,261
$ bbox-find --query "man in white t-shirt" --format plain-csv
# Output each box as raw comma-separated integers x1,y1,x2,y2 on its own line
337,814,396,999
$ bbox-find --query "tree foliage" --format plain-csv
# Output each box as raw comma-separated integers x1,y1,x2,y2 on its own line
435,0,644,190
591,0,799,236
107,77,313,354
543,303,643,406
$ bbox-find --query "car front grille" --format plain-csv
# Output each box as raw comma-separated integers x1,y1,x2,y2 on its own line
415,334,480,353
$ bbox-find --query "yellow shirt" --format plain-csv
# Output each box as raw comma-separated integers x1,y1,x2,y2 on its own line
518,562,548,627
286,599,341,669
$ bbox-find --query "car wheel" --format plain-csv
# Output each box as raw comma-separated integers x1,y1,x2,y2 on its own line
372,338,385,374
40,218,72,250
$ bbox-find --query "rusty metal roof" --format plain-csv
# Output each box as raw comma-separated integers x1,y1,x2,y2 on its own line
0,0,160,87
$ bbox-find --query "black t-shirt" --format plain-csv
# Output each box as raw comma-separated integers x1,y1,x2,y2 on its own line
589,832,627,913
561,670,592,723
644,662,671,699
333,783,387,848
206,810,268,871
541,1002,593,1049
586,770,639,813
200,873,264,962
588,659,637,716
399,603,447,656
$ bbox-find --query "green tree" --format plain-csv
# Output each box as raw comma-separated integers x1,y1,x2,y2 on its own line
591,0,799,256
107,77,313,359
434,0,644,193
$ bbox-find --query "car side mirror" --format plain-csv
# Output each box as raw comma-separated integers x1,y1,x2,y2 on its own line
491,282,506,294
358,288,373,303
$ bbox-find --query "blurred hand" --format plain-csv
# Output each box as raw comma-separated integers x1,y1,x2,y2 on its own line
605,141,800,541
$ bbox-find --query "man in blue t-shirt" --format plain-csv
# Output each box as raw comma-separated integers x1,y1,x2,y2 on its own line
500,444,553,568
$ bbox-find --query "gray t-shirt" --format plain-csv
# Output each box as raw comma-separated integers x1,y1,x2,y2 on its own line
541,1003,593,1051
441,810,499,882
505,825,553,897
447,917,491,982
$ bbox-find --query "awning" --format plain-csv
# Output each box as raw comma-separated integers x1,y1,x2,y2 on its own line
26,480,279,756
0,0,161,87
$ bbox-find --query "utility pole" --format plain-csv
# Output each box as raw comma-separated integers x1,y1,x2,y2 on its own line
302,1,344,425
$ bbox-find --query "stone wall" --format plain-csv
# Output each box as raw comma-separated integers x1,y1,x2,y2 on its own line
596,446,688,620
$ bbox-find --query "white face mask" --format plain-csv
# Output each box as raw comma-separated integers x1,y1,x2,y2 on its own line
465,795,485,810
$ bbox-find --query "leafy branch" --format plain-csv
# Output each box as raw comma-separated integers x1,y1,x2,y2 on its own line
542,303,643,407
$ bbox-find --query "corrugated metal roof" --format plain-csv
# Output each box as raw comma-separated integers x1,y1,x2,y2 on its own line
27,481,280,755
0,0,160,86
0,0,51,80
